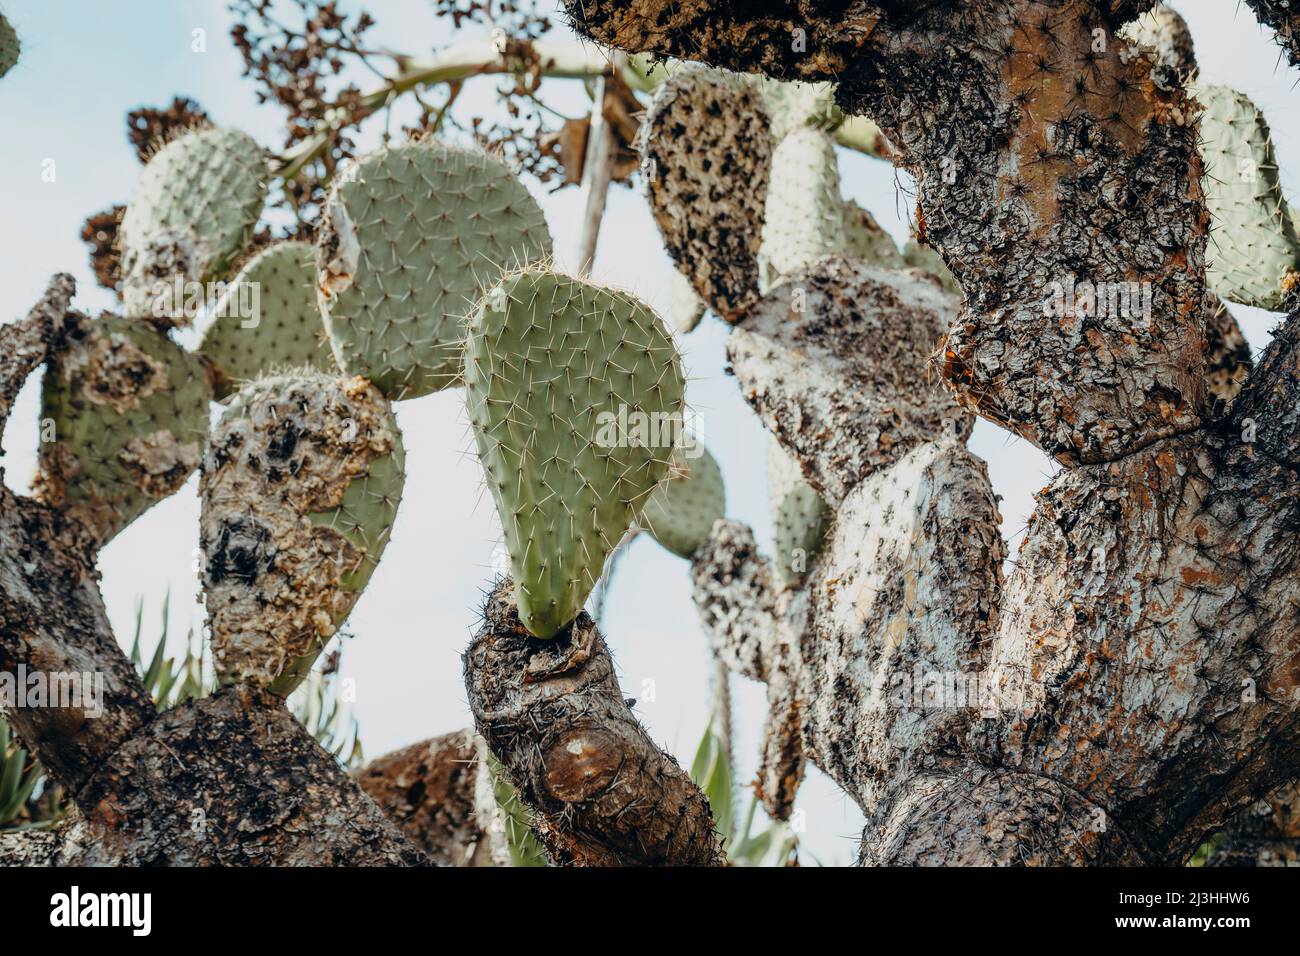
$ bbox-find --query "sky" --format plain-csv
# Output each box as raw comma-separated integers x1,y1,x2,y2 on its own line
0,1,1297,865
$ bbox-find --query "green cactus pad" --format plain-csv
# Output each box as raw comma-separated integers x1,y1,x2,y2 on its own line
1196,84,1300,311
759,127,846,289
641,444,725,559
0,15,19,79
199,242,338,397
316,141,553,401
35,313,212,545
466,269,686,638
768,438,831,589
118,128,267,325
201,372,404,693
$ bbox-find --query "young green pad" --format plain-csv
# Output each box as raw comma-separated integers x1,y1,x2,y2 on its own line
200,241,338,397
0,15,19,79
201,373,404,693
466,269,686,638
36,314,212,545
317,140,553,400
1196,84,1300,311
119,128,267,325
641,443,725,559
768,437,831,590
759,127,846,289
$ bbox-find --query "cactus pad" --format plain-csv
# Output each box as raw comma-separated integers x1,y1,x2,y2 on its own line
640,70,771,322
35,313,212,545
465,269,686,638
903,240,961,295
200,242,338,397
1196,84,1300,312
316,141,552,400
759,127,846,287
201,372,404,692
768,438,831,590
0,15,19,79
641,444,725,559
119,128,267,325
758,78,841,141
843,200,907,269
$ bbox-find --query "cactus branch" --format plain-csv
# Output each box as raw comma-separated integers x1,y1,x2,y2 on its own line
463,579,724,866
0,274,73,454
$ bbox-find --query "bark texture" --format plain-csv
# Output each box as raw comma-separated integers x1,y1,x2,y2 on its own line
357,729,496,866
565,0,1300,868
1207,782,1300,867
1,277,424,867
464,579,724,866
1246,0,1300,67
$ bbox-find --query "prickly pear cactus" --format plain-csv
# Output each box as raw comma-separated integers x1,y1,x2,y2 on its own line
119,128,267,326
768,438,830,590
465,269,685,638
640,70,771,322
842,200,907,269
903,239,961,295
35,313,212,545
759,127,846,288
0,14,19,79
758,78,841,140
316,140,552,401
200,242,338,396
200,372,404,693
1196,84,1300,311
1122,3,1197,77
668,269,707,334
641,444,725,559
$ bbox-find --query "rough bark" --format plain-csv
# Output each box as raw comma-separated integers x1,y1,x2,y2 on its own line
728,257,971,505
1206,782,1300,867
0,276,156,795
1,277,424,867
1245,0,1300,68
463,579,724,866
569,0,1210,466
357,730,495,866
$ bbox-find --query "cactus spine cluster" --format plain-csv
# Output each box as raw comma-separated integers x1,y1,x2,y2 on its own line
465,269,686,638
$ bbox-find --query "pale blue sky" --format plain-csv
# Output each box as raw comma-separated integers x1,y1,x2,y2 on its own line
0,1,1296,864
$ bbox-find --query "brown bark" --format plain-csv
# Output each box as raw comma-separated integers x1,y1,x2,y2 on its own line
1207,782,1300,867
565,0,1300,867
463,579,724,866
0,276,155,795
1245,0,1300,68
1,277,424,867
357,730,496,866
